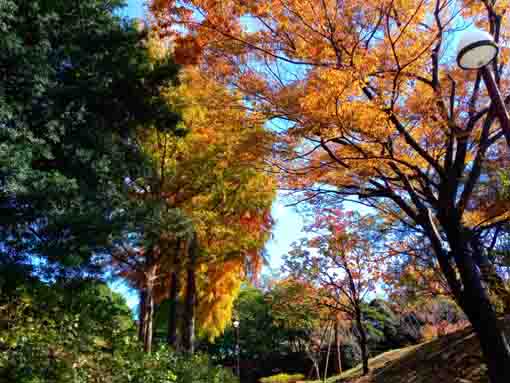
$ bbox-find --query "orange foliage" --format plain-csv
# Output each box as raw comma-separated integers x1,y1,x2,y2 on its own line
148,1,510,306
174,36,203,65
148,0,510,239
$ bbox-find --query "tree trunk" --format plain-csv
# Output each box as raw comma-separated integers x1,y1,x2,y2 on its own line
142,290,151,350
429,220,510,383
143,268,156,353
324,323,334,382
452,247,510,383
182,233,197,354
471,237,510,313
138,289,146,343
313,359,321,381
335,320,342,374
306,365,315,381
167,270,180,347
355,308,369,376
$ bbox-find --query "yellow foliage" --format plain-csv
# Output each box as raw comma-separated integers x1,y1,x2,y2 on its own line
138,63,276,339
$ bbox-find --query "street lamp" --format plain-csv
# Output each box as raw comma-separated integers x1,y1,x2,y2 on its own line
457,28,510,146
233,319,240,378
457,29,498,70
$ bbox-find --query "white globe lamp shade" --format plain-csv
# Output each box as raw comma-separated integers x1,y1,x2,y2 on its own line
233,320,240,328
457,28,498,70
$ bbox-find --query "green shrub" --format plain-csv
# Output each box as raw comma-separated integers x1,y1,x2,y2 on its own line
0,274,238,383
2,332,238,383
110,344,239,383
259,373,306,383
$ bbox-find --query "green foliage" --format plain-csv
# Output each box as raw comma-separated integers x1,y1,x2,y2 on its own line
205,285,284,361
259,373,305,383
169,352,238,383
0,0,180,275
107,345,238,383
268,280,322,340
203,284,310,382
0,263,237,383
363,301,398,353
0,263,132,382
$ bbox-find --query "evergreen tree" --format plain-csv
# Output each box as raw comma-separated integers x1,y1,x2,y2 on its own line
0,0,181,276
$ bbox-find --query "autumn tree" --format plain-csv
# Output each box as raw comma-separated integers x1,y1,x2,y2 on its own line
269,278,347,380
159,67,275,352
114,61,276,353
150,1,510,380
285,210,382,375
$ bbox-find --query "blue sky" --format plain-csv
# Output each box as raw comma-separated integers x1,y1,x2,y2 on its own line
119,0,146,19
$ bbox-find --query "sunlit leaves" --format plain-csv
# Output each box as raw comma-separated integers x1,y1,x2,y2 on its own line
149,0,510,243
128,57,276,340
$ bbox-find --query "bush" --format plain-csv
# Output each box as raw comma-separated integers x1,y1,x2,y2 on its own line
2,332,238,383
111,345,239,383
0,274,237,383
259,373,306,383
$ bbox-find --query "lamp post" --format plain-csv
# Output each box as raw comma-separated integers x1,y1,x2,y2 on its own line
457,28,510,146
233,319,240,378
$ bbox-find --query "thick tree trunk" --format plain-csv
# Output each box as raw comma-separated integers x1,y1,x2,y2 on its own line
428,218,510,383
471,237,510,313
355,309,369,376
138,289,146,343
167,270,180,347
452,248,510,383
182,233,197,354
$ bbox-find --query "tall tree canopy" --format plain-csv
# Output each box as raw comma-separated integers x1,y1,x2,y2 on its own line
0,0,180,277
113,63,277,350
167,67,276,341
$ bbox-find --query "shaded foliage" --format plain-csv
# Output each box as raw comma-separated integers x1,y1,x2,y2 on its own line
0,0,180,277
0,261,237,383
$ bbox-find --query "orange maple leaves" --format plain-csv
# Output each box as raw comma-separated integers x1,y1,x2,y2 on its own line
174,36,203,65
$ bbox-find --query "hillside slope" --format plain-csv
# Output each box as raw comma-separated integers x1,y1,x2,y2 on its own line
308,325,501,383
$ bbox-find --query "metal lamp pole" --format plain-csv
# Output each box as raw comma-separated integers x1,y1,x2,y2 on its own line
457,28,510,146
233,319,240,378
480,67,510,145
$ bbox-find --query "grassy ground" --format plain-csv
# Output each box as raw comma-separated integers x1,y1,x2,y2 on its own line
302,325,498,383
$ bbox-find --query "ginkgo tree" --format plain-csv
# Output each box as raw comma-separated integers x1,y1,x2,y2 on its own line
150,1,510,380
